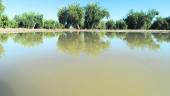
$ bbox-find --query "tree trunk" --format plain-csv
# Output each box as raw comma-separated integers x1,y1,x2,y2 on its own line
77,24,80,29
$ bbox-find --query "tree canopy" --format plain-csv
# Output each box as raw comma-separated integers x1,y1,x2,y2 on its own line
84,3,109,29
0,2,169,30
116,20,127,29
124,9,159,29
58,4,84,29
151,17,169,30
14,12,44,28
0,15,9,28
0,0,5,14
43,20,61,29
105,20,116,29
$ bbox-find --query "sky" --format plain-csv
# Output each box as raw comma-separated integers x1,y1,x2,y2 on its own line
3,0,170,20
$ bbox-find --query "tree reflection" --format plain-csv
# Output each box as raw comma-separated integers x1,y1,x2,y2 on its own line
152,33,170,43
123,33,160,50
1,32,170,57
0,33,10,57
57,32,110,56
13,32,44,48
105,32,127,39
0,33,10,43
43,32,59,39
0,44,4,57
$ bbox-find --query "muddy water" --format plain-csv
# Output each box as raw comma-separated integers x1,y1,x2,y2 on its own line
0,32,170,96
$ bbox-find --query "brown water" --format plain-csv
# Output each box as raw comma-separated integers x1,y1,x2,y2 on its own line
0,32,170,96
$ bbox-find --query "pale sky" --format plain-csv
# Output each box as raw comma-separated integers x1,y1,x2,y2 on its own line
3,0,170,20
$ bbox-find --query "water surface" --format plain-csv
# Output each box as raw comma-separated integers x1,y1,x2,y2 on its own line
0,32,170,96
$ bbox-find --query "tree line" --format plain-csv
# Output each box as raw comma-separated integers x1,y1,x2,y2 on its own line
0,0,170,30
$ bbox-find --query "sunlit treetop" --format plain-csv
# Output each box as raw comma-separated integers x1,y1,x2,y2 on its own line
0,0,5,14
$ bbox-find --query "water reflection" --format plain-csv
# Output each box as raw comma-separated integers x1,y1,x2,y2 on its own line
13,33,44,48
0,33,10,43
0,44,4,57
153,33,170,43
0,32,170,57
0,32,170,96
13,32,60,48
0,33,9,57
0,80,13,96
106,32,127,39
57,32,110,55
106,32,161,50
124,33,160,50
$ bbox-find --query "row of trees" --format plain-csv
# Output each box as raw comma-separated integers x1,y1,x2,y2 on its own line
151,17,170,30
0,12,64,29
0,0,63,29
0,0,170,30
14,12,63,29
57,3,109,29
105,10,170,30
57,3,170,30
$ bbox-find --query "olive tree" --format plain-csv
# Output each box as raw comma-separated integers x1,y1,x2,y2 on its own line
165,17,170,28
84,3,109,29
43,20,62,29
105,20,116,29
58,4,84,29
0,15,9,28
151,17,169,30
96,21,106,29
8,20,18,28
124,9,159,29
116,20,127,29
14,12,44,28
0,0,5,15
0,0,8,28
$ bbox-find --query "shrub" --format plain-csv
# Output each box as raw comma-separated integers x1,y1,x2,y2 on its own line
105,20,116,29
116,20,127,29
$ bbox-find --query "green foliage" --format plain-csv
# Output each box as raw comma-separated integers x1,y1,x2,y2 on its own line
124,9,159,29
44,20,58,29
0,1,8,28
14,12,44,28
57,8,67,27
116,20,127,29
106,20,116,29
0,0,5,14
84,3,109,29
96,21,106,29
151,17,169,30
8,20,18,28
0,1,169,30
0,15,18,29
165,17,170,28
0,15,9,28
58,4,84,29
165,17,170,22
146,10,159,28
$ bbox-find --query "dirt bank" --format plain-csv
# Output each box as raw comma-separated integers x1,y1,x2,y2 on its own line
0,28,170,33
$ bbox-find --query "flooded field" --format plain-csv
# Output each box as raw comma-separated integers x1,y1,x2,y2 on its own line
0,32,170,96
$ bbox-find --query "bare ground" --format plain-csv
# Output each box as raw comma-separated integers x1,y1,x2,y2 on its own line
0,28,170,33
